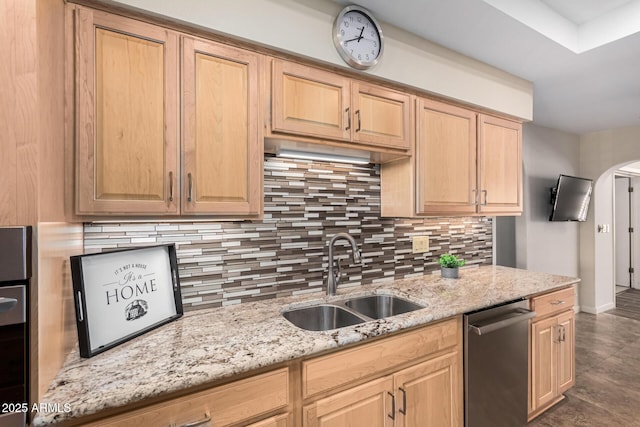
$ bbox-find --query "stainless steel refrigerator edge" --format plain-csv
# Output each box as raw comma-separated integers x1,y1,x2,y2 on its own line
464,299,535,427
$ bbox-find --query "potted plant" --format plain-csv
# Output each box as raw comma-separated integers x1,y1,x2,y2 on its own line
439,254,465,279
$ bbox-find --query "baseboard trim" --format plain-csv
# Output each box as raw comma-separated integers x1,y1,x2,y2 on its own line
581,302,615,314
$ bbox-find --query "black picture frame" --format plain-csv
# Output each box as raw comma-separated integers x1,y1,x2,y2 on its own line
70,244,183,358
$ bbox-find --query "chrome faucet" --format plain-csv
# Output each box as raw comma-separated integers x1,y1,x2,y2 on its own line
327,232,362,296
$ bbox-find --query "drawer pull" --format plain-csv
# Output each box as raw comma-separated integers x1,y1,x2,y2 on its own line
168,171,174,202
174,412,211,427
187,173,193,202
399,387,407,415
388,392,395,420
550,300,565,305
345,107,351,130
355,109,361,132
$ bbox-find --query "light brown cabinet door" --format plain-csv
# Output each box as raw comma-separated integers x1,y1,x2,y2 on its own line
394,351,463,427
477,114,522,214
416,98,477,215
272,60,351,141
557,311,575,394
247,413,290,427
75,6,179,214
303,376,394,427
530,316,558,412
182,37,261,215
352,82,411,150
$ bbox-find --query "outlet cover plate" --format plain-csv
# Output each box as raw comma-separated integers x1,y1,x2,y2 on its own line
412,236,429,254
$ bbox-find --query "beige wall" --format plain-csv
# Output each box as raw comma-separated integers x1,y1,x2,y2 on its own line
579,125,640,313
107,0,533,121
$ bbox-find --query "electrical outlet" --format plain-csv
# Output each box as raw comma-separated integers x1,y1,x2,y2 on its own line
412,236,430,254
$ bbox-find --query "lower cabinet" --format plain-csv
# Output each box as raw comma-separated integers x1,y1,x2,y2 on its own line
303,376,395,427
529,286,575,420
78,318,462,427
86,368,290,427
394,352,462,427
303,317,463,427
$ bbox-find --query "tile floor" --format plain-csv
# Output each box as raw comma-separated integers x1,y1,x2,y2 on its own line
528,312,640,426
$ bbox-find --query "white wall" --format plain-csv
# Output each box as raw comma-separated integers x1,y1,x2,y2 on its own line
106,0,533,120
579,125,640,313
514,123,580,277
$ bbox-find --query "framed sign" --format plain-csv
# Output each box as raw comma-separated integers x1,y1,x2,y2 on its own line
70,244,183,358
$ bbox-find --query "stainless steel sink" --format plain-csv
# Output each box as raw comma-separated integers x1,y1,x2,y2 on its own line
282,304,366,331
344,295,424,319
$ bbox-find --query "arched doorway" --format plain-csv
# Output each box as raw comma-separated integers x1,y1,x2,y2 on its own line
578,126,640,314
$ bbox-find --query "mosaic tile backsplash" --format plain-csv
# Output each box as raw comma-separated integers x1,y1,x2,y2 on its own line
84,155,493,311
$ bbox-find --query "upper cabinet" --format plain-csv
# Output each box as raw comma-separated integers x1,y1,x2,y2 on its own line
416,99,477,215
181,36,262,215
270,60,412,152
75,7,179,215
477,114,522,214
73,6,262,217
381,98,522,217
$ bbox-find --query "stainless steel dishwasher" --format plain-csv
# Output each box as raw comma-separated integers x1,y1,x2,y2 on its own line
464,299,536,427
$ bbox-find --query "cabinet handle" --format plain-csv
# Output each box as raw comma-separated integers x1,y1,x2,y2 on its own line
168,171,174,202
561,325,566,342
345,107,351,130
481,189,488,205
471,189,478,206
355,109,361,132
555,325,562,343
187,173,193,202
399,387,407,415
172,412,211,427
388,391,395,420
550,300,565,305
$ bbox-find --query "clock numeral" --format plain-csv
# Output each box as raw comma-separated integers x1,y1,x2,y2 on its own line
373,42,377,47
357,17,362,22
341,29,345,36
371,50,375,55
344,21,349,28
366,54,370,60
358,54,362,60
349,16,354,22
371,31,375,37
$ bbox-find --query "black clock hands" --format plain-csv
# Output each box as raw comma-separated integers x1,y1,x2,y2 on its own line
344,26,365,43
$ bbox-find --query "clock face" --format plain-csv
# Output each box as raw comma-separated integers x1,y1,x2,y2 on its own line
333,6,383,70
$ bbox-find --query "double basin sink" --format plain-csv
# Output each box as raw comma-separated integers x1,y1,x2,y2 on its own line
283,295,424,331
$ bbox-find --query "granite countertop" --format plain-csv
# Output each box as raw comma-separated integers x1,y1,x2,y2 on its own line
33,265,579,426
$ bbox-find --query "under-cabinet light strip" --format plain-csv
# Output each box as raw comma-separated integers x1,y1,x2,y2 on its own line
276,149,370,165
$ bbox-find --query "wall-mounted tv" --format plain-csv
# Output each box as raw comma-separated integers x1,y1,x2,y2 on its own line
549,174,593,222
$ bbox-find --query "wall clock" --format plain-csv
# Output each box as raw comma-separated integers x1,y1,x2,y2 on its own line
333,5,384,70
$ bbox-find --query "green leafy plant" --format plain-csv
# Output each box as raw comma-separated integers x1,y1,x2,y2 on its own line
439,254,465,268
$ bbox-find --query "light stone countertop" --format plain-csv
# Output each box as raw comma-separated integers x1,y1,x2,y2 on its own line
33,265,579,426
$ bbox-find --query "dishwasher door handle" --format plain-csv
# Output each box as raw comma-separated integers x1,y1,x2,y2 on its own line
468,308,536,335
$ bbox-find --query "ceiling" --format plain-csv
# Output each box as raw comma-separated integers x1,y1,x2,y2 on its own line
333,0,640,135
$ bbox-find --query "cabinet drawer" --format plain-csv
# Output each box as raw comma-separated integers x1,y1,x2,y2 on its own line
530,286,575,319
90,368,289,427
303,317,460,398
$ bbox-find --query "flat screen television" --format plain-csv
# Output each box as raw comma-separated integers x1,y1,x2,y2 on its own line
549,174,593,222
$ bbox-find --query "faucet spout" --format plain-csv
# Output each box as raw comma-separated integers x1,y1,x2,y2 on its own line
327,232,362,296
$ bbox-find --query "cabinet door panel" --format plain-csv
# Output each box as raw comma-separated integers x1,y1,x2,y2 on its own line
76,7,178,214
272,60,350,141
557,311,575,394
478,115,522,214
182,37,261,215
352,82,411,150
416,99,477,215
303,376,393,427
394,351,462,427
531,317,557,411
